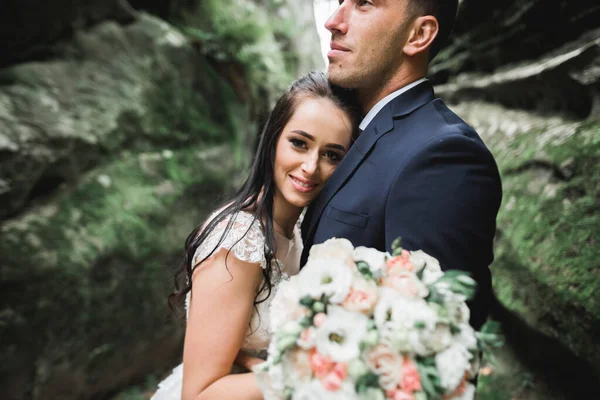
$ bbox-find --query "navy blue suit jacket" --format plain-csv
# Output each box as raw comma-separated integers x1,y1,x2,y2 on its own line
300,81,502,329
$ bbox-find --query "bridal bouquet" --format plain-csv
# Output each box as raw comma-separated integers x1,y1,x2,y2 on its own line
253,238,485,400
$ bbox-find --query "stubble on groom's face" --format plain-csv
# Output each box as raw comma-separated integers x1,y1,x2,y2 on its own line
325,1,413,90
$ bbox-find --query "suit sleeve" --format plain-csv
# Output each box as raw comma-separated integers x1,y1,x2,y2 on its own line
384,132,502,328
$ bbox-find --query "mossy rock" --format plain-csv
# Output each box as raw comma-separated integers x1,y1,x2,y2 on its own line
0,145,234,399
0,13,249,219
450,102,600,376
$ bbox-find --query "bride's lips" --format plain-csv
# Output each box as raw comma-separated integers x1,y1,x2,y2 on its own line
328,42,350,58
289,175,319,193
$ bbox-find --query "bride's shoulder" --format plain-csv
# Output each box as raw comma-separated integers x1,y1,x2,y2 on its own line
193,208,267,269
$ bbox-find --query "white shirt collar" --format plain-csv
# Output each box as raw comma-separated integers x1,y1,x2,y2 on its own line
359,78,428,131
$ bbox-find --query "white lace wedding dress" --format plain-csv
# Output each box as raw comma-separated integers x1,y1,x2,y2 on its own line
151,210,302,400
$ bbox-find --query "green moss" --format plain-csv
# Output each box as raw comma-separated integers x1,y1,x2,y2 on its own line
173,0,291,102
491,120,600,369
0,146,233,389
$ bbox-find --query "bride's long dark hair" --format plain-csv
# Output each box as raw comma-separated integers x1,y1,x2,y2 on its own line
169,71,359,311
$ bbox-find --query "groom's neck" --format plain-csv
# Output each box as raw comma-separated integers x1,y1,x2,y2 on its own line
358,68,427,115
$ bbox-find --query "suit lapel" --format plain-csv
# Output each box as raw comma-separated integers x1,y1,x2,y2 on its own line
302,81,436,244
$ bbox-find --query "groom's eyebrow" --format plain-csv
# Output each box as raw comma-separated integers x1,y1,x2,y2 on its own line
291,130,347,152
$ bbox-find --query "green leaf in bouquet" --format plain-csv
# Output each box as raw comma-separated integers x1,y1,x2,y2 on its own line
299,295,315,308
348,359,370,380
414,321,427,330
450,323,461,335
425,287,446,305
414,391,428,400
356,261,374,279
355,372,380,393
367,319,376,330
276,335,297,352
312,301,325,313
416,263,426,281
391,237,403,255
416,358,445,398
433,270,477,300
298,315,313,328
360,329,379,351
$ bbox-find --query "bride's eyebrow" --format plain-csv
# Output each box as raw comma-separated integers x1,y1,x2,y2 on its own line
291,130,347,152
291,130,316,142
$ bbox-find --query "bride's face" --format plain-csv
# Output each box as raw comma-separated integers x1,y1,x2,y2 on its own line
273,96,353,210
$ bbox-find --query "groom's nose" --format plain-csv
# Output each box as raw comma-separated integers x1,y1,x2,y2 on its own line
325,3,348,35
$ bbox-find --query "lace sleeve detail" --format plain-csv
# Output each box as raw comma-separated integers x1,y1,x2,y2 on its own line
192,211,268,269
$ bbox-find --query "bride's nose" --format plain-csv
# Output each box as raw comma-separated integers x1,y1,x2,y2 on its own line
301,153,319,175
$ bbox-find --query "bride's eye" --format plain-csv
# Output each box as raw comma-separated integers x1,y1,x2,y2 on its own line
324,150,343,163
289,138,307,149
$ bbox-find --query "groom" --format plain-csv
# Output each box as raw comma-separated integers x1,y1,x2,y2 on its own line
301,0,502,330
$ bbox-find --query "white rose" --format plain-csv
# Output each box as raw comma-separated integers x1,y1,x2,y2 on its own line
409,250,444,285
254,361,286,400
445,292,471,325
269,275,302,333
282,348,313,384
352,247,387,278
292,380,358,400
308,238,355,268
375,289,437,327
315,306,369,363
447,383,476,400
435,343,472,391
421,323,453,353
374,289,440,355
298,258,353,304
373,288,399,328
454,323,478,351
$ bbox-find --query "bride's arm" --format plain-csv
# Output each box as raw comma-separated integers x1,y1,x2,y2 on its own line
181,248,265,400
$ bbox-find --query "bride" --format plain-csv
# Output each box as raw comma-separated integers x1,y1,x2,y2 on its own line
151,72,358,400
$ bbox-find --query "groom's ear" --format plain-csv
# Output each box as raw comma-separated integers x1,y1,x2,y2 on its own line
403,15,439,57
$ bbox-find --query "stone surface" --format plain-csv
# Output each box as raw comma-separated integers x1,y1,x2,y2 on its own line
436,29,600,119
449,101,600,378
0,13,244,220
0,146,234,400
431,0,600,84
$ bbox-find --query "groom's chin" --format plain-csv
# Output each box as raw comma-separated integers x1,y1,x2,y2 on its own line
326,66,356,89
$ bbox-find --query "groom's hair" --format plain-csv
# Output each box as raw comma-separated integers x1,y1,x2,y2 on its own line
408,0,459,61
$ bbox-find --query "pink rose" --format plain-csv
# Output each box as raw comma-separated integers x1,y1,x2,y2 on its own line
342,279,379,314
365,344,403,391
321,371,344,391
313,312,328,328
297,327,316,350
383,271,426,297
333,362,348,380
309,349,335,378
386,250,414,273
321,362,348,391
390,390,414,400
401,357,422,393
